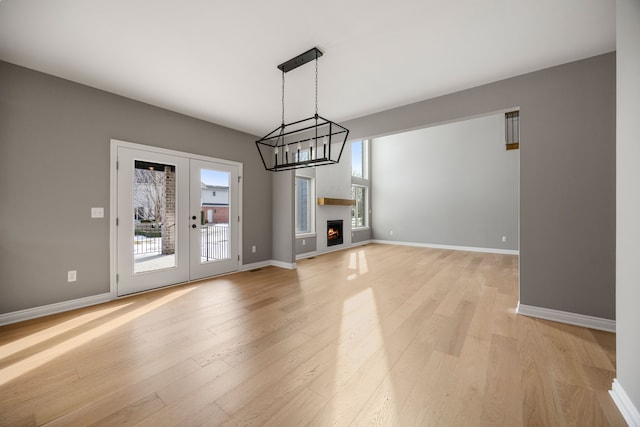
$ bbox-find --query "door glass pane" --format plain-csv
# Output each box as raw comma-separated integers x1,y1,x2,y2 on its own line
133,161,176,273
200,168,230,263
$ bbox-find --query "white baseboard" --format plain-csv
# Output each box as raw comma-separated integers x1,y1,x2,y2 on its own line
241,260,296,270
241,260,274,271
516,302,616,333
296,251,318,260
240,259,296,271
270,260,297,270
370,239,519,255
0,293,112,326
610,379,640,427
351,239,372,248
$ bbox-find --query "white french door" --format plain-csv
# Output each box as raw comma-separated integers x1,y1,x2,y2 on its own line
189,159,239,281
113,142,240,297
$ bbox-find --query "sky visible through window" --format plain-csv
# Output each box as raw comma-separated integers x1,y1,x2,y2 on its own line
201,169,229,186
352,140,363,177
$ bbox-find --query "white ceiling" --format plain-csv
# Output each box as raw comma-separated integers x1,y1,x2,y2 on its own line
0,0,615,137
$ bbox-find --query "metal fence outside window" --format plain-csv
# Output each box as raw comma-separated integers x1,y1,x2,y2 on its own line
134,222,229,261
201,224,229,261
134,223,162,255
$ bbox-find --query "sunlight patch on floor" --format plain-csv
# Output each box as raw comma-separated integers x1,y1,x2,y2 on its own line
347,250,369,281
0,303,131,360
330,287,398,424
0,287,193,386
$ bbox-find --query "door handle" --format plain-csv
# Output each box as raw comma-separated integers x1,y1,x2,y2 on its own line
192,215,197,220
192,224,197,229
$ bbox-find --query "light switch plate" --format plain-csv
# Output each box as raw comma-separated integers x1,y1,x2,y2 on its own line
91,207,104,218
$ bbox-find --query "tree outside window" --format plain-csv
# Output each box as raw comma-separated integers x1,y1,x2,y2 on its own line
352,185,366,228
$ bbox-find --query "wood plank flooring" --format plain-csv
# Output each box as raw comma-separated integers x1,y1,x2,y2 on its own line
0,244,626,426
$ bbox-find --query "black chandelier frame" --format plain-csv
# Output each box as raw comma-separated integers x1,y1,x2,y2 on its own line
256,47,349,172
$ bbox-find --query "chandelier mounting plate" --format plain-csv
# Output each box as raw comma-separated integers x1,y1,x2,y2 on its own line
277,47,323,73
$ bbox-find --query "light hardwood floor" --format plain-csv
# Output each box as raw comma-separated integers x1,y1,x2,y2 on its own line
0,244,626,426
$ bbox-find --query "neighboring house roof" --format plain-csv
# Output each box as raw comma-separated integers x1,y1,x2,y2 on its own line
201,183,229,190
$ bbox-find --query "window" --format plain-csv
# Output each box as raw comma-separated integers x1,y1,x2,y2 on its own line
351,185,366,228
351,140,369,229
351,140,367,178
295,176,314,235
505,110,520,150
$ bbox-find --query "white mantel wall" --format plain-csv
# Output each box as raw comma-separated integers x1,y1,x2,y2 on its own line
314,141,353,253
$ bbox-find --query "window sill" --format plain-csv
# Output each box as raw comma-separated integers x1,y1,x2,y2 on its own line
352,227,370,232
296,233,317,239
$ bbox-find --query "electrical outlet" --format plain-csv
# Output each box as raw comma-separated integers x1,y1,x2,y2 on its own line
502,236,507,243
67,270,77,282
302,239,306,246
252,245,256,253
390,230,394,236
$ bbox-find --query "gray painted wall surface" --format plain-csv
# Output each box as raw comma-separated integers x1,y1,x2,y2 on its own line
616,0,640,412
343,53,616,320
0,61,272,314
371,114,518,250
271,170,295,264
295,236,317,256
352,229,370,244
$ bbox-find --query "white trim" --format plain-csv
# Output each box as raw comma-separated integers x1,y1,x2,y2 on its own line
296,251,318,260
241,260,297,270
296,233,317,239
516,302,616,333
298,240,372,260
109,142,118,299
610,379,640,427
271,260,297,270
370,239,519,255
352,227,370,232
110,139,242,166
0,293,112,326
241,260,273,271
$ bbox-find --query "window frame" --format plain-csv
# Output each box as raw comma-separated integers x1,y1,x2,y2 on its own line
295,175,315,237
351,139,370,230
351,183,368,230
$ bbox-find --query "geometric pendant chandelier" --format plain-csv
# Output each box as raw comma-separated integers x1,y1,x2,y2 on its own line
256,47,349,171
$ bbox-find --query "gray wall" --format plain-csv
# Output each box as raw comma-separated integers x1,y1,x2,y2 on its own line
343,53,616,320
371,114,518,251
616,0,640,413
295,236,317,256
271,170,295,264
0,60,272,314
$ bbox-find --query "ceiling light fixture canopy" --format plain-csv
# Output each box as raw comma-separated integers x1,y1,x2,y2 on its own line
256,47,349,172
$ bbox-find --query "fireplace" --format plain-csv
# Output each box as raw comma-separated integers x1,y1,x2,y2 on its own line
327,220,343,246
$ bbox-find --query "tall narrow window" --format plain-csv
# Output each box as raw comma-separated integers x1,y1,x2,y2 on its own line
295,176,314,234
351,140,369,229
351,185,366,228
351,139,368,178
505,111,520,150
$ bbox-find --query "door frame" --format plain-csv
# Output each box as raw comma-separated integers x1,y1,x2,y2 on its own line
109,139,243,299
